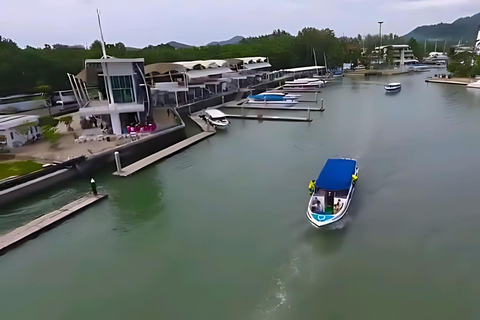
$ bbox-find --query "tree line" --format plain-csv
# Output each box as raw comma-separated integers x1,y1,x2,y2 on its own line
1,28,411,96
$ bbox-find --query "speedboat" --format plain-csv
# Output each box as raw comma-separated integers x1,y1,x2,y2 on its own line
283,78,326,91
306,158,359,228
466,80,480,89
384,83,401,92
200,109,230,129
263,91,301,100
246,93,298,107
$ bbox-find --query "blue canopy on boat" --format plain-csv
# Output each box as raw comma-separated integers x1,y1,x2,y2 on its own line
248,94,284,101
316,158,356,191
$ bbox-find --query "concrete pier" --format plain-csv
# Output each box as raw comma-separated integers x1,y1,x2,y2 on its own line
0,194,107,255
221,105,322,111
425,77,472,85
113,131,215,177
224,114,312,122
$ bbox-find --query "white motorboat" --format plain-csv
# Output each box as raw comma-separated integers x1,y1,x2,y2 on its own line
0,93,47,114
467,80,480,89
200,109,230,129
385,83,401,92
283,78,325,91
306,158,359,228
263,91,301,100
246,93,298,107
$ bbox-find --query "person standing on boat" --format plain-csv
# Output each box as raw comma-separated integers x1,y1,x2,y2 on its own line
309,180,316,195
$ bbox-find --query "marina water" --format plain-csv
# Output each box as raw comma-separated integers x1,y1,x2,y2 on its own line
2,69,480,319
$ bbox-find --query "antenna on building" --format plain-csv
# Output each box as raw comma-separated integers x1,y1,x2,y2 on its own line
97,9,108,58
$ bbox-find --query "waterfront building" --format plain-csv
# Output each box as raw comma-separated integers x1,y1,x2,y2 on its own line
371,45,418,67
0,115,40,148
68,57,151,135
144,57,272,107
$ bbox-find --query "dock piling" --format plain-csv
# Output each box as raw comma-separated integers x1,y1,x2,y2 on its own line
307,108,311,120
114,151,122,172
90,178,97,195
320,99,325,112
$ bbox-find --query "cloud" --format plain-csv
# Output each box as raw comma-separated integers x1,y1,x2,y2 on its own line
0,0,478,48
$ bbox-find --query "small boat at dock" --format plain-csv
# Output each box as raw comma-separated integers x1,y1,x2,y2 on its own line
384,83,401,92
200,109,230,129
283,78,326,91
246,93,298,107
466,80,480,89
306,158,359,228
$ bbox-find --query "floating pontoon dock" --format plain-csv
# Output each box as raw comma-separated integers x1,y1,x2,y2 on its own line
0,194,107,255
113,131,215,177
223,114,312,122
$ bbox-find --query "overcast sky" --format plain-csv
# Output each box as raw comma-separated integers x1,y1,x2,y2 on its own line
1,0,479,48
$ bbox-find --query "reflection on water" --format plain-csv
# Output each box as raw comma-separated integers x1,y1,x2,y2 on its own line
4,68,480,319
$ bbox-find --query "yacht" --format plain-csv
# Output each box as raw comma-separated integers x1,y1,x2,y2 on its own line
200,109,230,129
306,158,359,228
466,80,480,89
283,78,325,91
246,93,298,107
385,83,401,92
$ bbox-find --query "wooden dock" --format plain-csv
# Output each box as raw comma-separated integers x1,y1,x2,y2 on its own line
224,114,312,122
113,131,215,177
0,194,107,255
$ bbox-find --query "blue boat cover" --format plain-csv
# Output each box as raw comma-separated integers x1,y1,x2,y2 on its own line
316,158,356,191
248,94,284,101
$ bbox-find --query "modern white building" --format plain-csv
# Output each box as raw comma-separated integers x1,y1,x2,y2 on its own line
371,45,418,67
68,57,151,135
0,115,40,148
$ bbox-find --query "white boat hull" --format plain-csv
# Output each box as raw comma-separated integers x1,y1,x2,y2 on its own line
305,165,358,228
246,100,298,108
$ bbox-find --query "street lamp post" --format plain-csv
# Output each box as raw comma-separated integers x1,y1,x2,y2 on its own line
378,21,384,69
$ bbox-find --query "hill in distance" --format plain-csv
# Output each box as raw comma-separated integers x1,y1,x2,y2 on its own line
166,36,244,49
403,12,480,45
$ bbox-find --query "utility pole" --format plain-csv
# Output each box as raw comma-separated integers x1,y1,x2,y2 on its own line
378,21,384,69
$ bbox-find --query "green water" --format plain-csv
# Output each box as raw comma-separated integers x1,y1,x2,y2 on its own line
2,70,480,319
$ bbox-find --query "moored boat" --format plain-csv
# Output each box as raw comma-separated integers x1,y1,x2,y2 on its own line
246,93,298,107
283,78,326,91
306,158,359,228
466,80,480,89
384,83,401,92
200,109,230,129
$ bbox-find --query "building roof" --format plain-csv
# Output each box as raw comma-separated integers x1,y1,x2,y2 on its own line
235,57,268,64
242,62,272,70
187,67,233,79
316,158,356,191
0,115,39,130
85,57,145,65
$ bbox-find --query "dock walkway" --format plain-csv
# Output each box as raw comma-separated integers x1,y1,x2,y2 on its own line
224,114,312,122
425,77,472,85
113,131,215,177
0,194,107,255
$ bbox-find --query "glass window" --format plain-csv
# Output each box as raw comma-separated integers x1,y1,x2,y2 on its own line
110,75,134,103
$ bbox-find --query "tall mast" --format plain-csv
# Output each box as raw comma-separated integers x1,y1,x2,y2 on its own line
97,9,107,58
324,52,328,70
313,47,318,67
